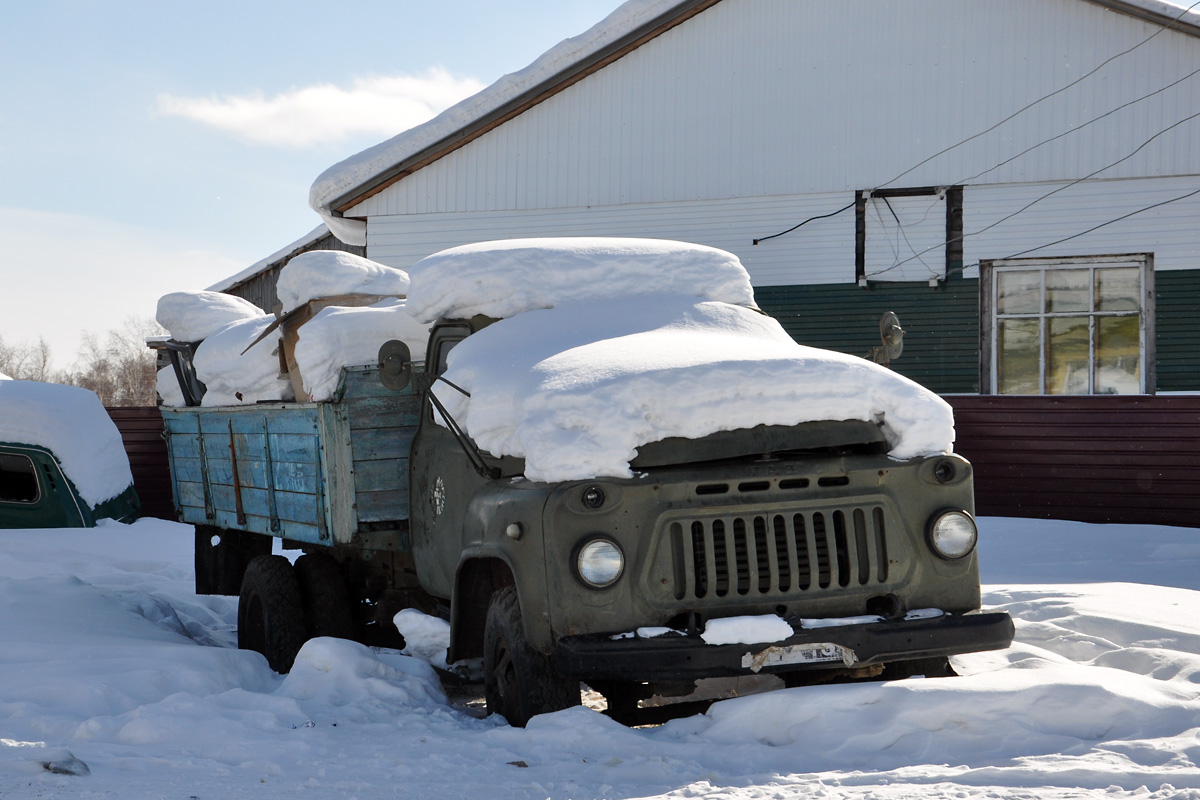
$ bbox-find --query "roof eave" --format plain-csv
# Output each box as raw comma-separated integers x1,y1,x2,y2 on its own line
1082,0,1200,38
330,0,723,215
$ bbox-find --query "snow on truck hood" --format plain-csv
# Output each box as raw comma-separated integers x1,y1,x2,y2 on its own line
411,238,954,482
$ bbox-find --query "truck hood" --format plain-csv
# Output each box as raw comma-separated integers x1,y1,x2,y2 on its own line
434,293,955,482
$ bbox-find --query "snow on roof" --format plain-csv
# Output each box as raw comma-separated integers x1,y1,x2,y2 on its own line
309,0,1200,245
308,0,681,244
277,250,411,314
206,224,330,293
435,293,954,482
156,291,266,342
0,380,133,506
406,237,756,323
0,372,11,380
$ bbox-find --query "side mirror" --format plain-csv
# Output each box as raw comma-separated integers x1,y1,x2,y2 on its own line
378,340,413,391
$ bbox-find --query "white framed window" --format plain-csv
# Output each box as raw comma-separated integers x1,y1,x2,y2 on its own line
981,254,1154,395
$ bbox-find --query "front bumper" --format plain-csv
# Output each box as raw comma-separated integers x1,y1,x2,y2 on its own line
554,611,1014,682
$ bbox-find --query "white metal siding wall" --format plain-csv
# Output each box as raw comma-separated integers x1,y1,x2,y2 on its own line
961,176,1200,278
366,175,1200,289
365,191,857,286
350,0,1200,220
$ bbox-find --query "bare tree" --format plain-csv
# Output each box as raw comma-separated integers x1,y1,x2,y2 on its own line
0,335,54,382
58,317,164,406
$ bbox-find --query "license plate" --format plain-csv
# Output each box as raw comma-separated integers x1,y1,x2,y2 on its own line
742,642,856,672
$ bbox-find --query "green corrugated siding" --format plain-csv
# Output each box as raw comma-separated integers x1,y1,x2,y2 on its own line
1155,270,1200,393
755,279,980,394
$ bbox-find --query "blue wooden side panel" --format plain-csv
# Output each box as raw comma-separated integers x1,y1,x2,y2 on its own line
162,404,328,544
161,366,420,544
339,367,420,524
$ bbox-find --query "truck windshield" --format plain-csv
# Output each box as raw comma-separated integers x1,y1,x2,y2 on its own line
435,339,460,375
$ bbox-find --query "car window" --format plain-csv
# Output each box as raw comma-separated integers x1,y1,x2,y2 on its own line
0,453,40,504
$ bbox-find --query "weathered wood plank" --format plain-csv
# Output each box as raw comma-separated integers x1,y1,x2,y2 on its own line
356,490,410,524
320,402,357,544
350,426,417,461
353,459,408,494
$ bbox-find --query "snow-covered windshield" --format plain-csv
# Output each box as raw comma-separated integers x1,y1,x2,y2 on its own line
413,239,954,482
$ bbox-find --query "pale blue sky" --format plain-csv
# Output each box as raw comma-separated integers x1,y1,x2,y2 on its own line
0,0,620,363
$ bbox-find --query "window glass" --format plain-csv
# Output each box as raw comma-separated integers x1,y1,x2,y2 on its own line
996,270,1040,315
990,258,1147,395
435,339,460,375
998,318,1040,394
1045,269,1090,313
1046,317,1090,394
1095,268,1140,312
0,454,40,503
1096,316,1141,394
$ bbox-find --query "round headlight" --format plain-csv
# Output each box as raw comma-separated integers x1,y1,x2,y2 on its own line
577,538,624,588
928,510,978,560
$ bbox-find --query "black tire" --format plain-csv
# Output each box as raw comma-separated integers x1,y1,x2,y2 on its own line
883,656,958,680
483,587,580,727
238,555,306,673
294,553,355,641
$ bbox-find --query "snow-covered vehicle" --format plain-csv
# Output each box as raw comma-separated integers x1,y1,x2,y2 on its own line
0,379,140,528
159,239,1013,726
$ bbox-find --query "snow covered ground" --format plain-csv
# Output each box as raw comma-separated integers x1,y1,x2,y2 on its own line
1,516,1199,799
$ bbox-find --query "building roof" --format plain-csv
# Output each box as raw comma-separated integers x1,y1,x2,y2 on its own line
308,0,1200,245
207,224,329,293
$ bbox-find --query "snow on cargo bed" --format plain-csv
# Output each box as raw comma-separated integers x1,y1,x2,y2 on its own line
412,239,954,482
154,253,427,405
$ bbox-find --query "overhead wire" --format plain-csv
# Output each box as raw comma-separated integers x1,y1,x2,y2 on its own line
877,0,1200,189
751,0,1200,248
864,107,1200,278
751,201,855,245
885,185,1200,282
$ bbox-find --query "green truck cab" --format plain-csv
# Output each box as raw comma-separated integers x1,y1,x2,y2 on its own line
159,239,1012,727
382,315,1012,725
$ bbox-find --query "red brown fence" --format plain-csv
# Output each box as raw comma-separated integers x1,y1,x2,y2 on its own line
106,407,174,520
947,395,1200,528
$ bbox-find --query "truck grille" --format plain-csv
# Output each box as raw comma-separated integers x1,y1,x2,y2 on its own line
668,507,892,600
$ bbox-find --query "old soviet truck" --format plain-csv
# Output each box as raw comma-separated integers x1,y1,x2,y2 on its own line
159,238,1013,726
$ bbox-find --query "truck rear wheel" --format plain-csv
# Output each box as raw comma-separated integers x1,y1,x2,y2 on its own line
294,553,355,641
238,555,306,673
483,587,580,726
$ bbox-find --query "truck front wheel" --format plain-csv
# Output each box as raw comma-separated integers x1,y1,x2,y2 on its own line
238,555,306,673
483,587,580,726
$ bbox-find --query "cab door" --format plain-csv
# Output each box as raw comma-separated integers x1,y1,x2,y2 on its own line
0,446,87,528
408,324,483,599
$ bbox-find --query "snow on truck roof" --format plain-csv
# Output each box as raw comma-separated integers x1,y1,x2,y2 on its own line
0,380,134,506
421,238,955,482
405,237,756,323
276,250,411,314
